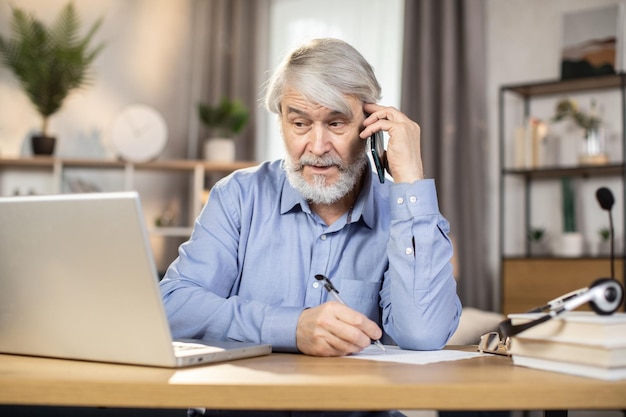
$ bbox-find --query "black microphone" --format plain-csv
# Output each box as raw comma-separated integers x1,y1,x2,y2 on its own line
596,187,615,279
596,187,615,210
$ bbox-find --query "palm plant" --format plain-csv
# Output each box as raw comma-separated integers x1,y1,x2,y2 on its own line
0,3,105,152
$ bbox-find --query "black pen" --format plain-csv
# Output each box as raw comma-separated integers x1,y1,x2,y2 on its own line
314,274,386,352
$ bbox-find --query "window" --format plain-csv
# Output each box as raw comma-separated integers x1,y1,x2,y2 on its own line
258,0,405,161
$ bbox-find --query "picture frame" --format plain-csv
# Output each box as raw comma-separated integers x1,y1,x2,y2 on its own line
560,4,624,79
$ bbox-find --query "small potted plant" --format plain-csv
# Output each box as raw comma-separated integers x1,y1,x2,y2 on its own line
597,227,611,256
0,2,105,156
551,97,607,165
528,227,548,256
198,97,249,162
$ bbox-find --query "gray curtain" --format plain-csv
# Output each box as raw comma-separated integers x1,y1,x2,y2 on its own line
192,0,266,161
401,0,492,310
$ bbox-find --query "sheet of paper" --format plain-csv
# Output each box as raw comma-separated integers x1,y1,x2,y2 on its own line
344,345,481,365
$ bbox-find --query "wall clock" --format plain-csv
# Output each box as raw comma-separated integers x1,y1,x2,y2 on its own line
110,104,168,162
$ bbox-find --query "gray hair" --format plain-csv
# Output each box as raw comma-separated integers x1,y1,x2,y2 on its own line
264,38,382,117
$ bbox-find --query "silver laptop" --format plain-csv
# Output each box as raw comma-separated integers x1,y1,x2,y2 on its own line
0,191,271,367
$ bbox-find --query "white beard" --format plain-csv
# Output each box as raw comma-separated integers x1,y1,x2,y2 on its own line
284,152,368,205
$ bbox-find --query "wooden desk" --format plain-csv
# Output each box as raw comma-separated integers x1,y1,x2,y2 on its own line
0,350,625,412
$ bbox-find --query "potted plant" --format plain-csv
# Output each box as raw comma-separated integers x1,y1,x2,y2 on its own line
557,177,584,257
528,227,548,256
0,3,105,156
597,227,611,256
551,97,607,165
198,97,249,162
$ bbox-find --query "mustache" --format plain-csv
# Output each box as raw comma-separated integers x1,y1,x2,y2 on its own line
294,153,345,171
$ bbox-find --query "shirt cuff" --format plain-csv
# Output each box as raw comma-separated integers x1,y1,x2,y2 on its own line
262,305,305,352
389,179,440,220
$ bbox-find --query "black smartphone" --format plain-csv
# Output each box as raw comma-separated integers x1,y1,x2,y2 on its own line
370,130,388,183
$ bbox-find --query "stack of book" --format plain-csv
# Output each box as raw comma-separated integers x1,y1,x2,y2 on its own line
508,311,626,380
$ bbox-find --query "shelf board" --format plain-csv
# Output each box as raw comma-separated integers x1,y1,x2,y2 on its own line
0,157,60,168
134,160,258,171
502,163,624,179
148,227,193,237
503,255,622,260
0,157,258,172
501,73,625,97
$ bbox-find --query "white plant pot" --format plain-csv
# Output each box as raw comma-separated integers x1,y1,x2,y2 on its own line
203,138,235,162
554,232,584,257
530,240,550,256
596,240,611,257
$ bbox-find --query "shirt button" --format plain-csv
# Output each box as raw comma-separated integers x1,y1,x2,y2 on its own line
320,234,327,241
405,247,413,255
396,197,404,205
312,282,320,289
409,196,417,203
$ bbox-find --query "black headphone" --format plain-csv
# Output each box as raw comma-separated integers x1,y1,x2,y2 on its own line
499,187,625,339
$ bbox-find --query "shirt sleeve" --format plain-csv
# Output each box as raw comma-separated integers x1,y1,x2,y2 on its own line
379,179,462,349
159,178,304,352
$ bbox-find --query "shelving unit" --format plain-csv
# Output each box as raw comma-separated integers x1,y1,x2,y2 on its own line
498,73,626,315
0,157,257,238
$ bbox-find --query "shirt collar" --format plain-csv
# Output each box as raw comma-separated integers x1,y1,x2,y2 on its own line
280,174,311,215
279,161,376,229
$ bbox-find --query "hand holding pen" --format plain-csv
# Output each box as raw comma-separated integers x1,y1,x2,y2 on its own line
314,274,386,352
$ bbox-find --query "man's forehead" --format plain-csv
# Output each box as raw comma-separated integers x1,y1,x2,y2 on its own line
285,105,346,118
281,89,362,118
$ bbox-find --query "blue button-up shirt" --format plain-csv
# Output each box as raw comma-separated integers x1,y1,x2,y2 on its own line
160,160,461,351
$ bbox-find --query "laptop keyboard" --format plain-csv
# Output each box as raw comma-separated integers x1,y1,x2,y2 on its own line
172,341,216,351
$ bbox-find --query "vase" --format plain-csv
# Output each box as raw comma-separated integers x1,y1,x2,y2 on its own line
596,240,611,257
203,138,235,162
530,240,549,256
554,232,584,257
578,126,608,165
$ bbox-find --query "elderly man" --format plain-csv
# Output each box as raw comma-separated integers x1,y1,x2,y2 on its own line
160,38,461,361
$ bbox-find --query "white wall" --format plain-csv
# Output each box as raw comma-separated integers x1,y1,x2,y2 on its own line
486,0,626,301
